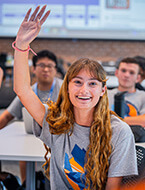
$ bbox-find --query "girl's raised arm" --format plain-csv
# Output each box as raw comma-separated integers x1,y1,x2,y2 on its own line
13,5,50,127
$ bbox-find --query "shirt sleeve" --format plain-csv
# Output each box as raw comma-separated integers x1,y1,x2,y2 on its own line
108,118,138,177
7,96,23,119
33,104,52,148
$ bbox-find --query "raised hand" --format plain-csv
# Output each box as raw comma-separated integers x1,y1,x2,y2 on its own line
16,5,50,49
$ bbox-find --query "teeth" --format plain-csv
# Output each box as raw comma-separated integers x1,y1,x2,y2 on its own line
77,96,91,100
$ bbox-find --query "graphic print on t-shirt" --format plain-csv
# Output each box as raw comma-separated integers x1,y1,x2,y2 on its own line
111,100,140,117
124,100,140,117
64,144,86,190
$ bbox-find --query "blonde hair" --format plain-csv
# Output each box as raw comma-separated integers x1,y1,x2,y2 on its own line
44,58,112,190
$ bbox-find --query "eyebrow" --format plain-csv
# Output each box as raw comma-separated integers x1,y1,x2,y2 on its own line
73,76,98,80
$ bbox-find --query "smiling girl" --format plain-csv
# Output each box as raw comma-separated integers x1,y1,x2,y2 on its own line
13,5,137,190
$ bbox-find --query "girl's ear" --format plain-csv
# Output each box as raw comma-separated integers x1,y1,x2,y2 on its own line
100,85,107,97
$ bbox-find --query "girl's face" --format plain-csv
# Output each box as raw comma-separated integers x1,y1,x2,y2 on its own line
68,69,106,112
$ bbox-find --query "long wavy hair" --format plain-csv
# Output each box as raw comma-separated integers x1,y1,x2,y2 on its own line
45,58,112,190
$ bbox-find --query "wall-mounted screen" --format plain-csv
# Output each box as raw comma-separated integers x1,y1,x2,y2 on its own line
0,0,145,40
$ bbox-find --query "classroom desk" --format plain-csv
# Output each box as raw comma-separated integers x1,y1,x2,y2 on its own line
0,121,46,190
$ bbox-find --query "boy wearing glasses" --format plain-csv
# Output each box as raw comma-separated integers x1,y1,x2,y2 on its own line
0,50,63,129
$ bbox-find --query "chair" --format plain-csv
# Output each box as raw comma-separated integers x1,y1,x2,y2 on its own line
0,84,16,109
130,125,145,142
121,145,145,187
114,92,145,143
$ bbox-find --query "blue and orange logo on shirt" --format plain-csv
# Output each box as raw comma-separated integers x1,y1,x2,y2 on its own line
64,144,87,190
124,101,140,117
111,100,140,117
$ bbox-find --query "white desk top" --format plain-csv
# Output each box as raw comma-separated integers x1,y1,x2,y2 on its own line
0,121,46,162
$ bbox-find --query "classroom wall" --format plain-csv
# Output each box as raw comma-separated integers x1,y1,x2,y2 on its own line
0,38,145,63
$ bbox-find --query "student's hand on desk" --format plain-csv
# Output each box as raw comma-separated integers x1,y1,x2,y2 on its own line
16,5,50,50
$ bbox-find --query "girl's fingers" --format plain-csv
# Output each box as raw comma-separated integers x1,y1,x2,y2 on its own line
23,8,32,22
40,10,51,26
22,5,50,26
29,6,40,21
35,5,47,21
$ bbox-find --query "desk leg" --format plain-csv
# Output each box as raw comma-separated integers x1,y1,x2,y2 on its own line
26,161,35,190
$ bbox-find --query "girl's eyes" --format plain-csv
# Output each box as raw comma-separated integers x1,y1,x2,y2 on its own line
73,80,98,86
89,82,97,86
74,80,81,84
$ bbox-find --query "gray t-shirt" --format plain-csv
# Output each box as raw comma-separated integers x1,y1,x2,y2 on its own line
7,78,63,119
33,104,138,190
108,88,145,117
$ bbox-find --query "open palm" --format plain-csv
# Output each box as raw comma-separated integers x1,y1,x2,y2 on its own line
16,5,50,48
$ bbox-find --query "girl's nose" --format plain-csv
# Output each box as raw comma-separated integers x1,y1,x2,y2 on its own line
80,83,89,93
